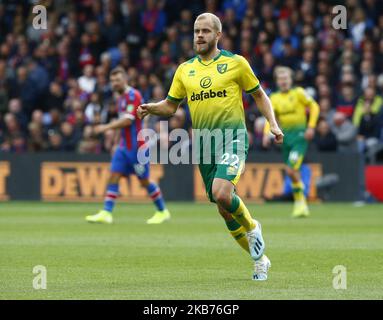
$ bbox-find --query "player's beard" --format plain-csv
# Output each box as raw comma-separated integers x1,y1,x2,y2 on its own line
113,85,125,94
194,39,215,56
279,82,292,92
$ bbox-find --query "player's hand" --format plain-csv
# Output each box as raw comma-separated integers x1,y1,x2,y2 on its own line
93,124,107,135
270,125,284,145
137,103,151,119
304,127,315,141
111,144,118,155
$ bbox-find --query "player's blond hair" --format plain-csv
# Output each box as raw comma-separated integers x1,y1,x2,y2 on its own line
274,66,294,79
195,13,222,32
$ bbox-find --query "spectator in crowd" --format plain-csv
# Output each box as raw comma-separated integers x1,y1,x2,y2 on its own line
335,84,358,119
30,109,44,127
102,128,117,154
44,82,65,113
360,59,375,90
78,64,96,94
2,113,26,152
314,118,338,152
296,49,316,87
142,0,167,35
0,0,381,158
350,7,370,49
271,19,299,59
46,130,63,152
8,65,38,118
331,112,358,153
10,133,27,153
253,117,266,151
8,98,28,131
257,52,276,91
27,121,46,152
357,100,382,153
26,58,49,99
60,121,81,152
78,125,101,154
319,97,335,124
44,108,62,134
169,107,186,131
353,86,383,127
145,84,166,131
0,59,9,114
102,12,123,48
85,92,106,124
78,33,96,69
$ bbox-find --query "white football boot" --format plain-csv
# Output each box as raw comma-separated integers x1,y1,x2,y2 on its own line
246,219,265,260
252,254,271,281
247,220,271,280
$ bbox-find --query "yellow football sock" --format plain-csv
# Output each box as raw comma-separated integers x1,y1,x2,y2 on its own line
225,219,250,253
292,181,306,202
229,195,256,232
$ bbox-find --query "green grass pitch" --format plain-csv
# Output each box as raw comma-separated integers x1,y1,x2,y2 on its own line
0,202,382,300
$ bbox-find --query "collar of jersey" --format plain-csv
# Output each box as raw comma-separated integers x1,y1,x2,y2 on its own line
197,50,222,66
278,86,297,94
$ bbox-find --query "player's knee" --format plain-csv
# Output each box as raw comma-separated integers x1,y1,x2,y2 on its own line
139,178,150,188
285,166,295,178
212,187,231,207
109,173,121,184
289,168,301,182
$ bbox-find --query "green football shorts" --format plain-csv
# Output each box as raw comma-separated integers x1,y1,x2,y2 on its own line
282,129,308,170
197,131,248,203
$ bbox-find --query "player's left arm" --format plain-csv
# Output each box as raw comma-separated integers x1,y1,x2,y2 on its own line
298,87,320,141
236,55,283,144
251,88,283,144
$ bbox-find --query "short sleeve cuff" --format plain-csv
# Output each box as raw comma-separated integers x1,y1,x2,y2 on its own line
245,84,260,94
166,95,184,103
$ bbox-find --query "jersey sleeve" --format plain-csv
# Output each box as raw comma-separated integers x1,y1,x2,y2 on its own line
167,64,186,103
237,55,260,94
296,87,313,105
297,87,320,128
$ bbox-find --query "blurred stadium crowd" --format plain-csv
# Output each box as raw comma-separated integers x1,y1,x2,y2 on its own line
0,0,383,160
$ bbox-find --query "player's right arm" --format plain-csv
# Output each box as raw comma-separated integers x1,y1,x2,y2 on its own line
93,117,132,135
138,64,186,119
137,99,179,119
262,94,279,148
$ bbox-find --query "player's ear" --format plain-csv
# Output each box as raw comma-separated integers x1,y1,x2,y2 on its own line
216,31,222,40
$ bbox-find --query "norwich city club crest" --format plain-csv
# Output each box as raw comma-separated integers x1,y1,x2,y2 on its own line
217,63,228,74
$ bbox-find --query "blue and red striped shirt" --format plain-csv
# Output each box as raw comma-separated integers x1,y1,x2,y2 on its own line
117,87,145,151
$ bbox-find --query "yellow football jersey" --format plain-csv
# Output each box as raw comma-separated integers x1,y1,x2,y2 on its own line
268,87,319,131
167,50,260,130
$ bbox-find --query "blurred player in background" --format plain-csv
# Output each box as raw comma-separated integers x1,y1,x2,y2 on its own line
137,13,283,280
263,66,320,217
85,67,170,224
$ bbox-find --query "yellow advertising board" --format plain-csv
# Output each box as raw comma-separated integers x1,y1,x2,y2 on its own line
0,162,10,201
194,163,322,202
41,162,164,202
